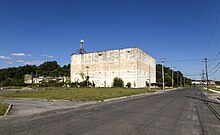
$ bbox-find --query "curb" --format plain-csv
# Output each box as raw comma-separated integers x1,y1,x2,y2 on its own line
206,88,220,94
102,88,182,102
4,104,12,117
102,90,164,102
204,88,220,101
0,104,12,118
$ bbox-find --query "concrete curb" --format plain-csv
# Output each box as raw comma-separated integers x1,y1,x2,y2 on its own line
0,104,12,118
208,89,220,94
204,88,220,100
4,104,12,116
101,89,171,102
102,88,178,102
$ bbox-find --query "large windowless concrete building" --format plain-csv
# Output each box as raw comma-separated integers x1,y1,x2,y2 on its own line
70,47,156,88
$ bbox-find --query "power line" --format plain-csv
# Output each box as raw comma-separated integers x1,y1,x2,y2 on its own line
206,8,220,57
209,60,220,74
209,66,220,77
165,59,203,62
184,74,202,77
208,48,220,67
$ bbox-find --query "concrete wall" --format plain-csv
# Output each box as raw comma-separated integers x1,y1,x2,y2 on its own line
71,47,156,88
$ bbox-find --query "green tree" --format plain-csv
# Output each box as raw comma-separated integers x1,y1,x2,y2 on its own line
164,73,172,87
156,64,191,87
112,77,124,88
38,61,60,76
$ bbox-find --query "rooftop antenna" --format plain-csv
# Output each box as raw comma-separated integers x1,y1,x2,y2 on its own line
78,39,86,54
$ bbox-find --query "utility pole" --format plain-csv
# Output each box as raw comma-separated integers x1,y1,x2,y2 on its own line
149,65,151,90
202,70,205,86
160,58,166,90
171,67,175,88
36,70,38,78
180,76,182,87
86,66,89,88
204,58,209,90
184,76,185,87
177,71,179,88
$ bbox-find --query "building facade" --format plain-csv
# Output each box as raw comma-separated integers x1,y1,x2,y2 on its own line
70,47,156,88
24,74,33,84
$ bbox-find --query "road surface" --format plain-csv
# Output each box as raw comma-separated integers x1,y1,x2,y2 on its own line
0,88,220,135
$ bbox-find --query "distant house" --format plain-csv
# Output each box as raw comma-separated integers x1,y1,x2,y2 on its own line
33,76,44,84
191,80,216,85
32,76,70,84
191,80,203,85
24,74,33,84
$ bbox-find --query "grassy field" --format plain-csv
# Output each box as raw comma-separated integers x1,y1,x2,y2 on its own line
0,102,9,116
0,88,155,101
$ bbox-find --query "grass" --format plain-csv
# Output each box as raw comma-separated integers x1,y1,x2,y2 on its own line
0,87,155,101
212,88,220,91
0,102,9,116
1,86,24,89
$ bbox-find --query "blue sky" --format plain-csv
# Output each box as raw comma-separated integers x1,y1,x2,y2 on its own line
0,0,220,80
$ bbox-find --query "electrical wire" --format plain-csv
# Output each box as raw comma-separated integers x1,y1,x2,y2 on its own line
209,65,220,77
208,47,220,67
209,60,220,73
206,8,220,57
184,74,202,77
165,59,203,62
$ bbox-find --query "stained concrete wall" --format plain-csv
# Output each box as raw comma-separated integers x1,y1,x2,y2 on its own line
71,48,156,88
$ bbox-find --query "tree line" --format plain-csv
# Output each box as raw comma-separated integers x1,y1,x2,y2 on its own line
0,61,191,87
0,61,70,87
156,64,192,87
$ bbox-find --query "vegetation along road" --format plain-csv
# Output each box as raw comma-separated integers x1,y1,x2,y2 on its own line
0,88,220,135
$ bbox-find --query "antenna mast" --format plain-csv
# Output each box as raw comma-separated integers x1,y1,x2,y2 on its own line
78,39,86,54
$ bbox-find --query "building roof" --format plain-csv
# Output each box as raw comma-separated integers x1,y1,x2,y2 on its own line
71,47,155,60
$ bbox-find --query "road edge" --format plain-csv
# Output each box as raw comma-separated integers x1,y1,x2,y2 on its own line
0,104,12,118
204,88,220,100
102,88,179,102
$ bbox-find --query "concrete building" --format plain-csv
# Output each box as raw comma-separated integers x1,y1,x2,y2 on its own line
70,47,156,88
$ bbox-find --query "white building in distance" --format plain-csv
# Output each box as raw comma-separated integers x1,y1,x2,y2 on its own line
70,47,156,88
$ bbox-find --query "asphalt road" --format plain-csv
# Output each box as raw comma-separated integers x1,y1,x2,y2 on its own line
0,88,220,135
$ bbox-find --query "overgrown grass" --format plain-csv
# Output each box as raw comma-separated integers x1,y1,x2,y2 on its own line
0,88,155,101
0,102,9,116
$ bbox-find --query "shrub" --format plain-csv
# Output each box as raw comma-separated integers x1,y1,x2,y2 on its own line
112,77,124,88
126,82,131,88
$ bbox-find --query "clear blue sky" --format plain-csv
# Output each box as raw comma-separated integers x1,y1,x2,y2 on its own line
0,0,220,80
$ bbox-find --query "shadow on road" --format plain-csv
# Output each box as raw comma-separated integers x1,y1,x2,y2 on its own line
185,95,220,105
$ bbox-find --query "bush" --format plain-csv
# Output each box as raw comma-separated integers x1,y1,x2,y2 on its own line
39,80,63,87
126,82,131,88
112,77,124,88
68,82,78,88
